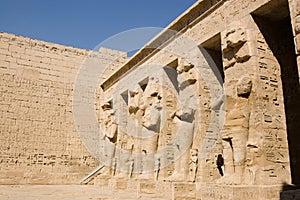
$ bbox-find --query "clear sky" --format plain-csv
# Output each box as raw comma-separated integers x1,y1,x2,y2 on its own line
0,0,197,50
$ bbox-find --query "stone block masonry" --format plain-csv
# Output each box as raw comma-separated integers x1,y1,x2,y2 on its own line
0,0,299,198
0,32,127,184
90,0,299,199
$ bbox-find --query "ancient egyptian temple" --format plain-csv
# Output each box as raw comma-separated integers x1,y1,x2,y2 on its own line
0,0,299,199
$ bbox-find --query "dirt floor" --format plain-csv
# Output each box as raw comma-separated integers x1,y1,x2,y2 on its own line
0,185,147,200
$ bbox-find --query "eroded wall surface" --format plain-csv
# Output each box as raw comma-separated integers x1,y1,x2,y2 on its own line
0,0,299,199
0,32,127,184
92,0,299,199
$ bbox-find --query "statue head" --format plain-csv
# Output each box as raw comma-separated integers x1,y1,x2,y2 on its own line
237,76,252,98
142,104,162,132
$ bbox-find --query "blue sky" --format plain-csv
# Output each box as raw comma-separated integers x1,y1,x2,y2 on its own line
0,0,197,50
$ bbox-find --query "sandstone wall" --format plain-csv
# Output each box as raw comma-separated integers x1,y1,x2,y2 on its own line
0,1,299,198
94,0,299,194
0,32,126,184
289,0,300,83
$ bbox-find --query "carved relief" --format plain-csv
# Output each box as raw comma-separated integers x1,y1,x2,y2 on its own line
100,101,118,176
96,16,292,189
218,19,291,186
222,25,251,69
189,149,198,182
243,30,291,185
215,20,255,185
218,76,252,185
139,81,162,178
102,102,118,142
167,59,198,181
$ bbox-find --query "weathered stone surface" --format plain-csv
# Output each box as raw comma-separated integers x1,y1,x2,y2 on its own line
93,0,297,198
0,0,299,199
0,32,127,184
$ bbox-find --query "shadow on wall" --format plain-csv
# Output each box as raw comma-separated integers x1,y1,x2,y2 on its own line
280,183,300,200
252,0,300,186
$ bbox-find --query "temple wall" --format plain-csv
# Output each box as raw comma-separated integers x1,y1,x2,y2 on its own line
0,32,127,184
0,0,299,198
289,0,300,82
94,0,299,198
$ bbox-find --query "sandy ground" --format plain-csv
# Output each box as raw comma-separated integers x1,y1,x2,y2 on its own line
0,185,144,200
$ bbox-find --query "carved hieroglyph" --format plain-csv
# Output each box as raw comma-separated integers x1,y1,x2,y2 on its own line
219,76,252,184
98,57,205,182
218,18,291,185
167,59,198,181
218,21,258,185
96,15,292,188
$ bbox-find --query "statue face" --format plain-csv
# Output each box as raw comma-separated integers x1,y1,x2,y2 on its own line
224,27,247,49
237,76,252,98
246,143,263,166
145,93,161,127
142,105,161,131
103,112,118,140
128,91,140,114
178,67,197,89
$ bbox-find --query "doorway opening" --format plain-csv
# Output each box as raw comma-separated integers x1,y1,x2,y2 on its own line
201,33,224,84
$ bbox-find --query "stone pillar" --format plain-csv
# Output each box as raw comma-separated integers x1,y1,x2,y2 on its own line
218,16,291,185
288,0,300,83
